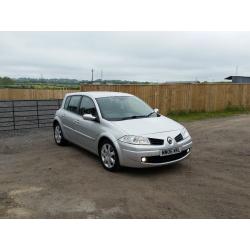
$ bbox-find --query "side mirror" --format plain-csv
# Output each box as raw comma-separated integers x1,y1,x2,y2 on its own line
154,108,159,114
83,113,97,121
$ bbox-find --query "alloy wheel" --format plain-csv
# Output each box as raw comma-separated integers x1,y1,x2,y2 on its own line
54,125,62,144
101,143,116,169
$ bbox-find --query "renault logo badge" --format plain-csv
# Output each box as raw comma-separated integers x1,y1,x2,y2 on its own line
167,137,173,145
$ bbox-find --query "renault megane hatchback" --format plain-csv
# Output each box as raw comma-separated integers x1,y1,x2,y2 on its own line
53,92,192,171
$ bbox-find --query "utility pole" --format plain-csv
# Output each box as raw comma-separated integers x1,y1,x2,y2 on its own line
91,69,94,83
101,70,103,81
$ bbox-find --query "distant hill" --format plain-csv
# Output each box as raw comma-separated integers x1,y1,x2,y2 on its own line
1,76,207,86
14,78,153,85
14,78,81,85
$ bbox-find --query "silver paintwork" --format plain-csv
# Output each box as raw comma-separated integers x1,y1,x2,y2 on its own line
54,91,192,168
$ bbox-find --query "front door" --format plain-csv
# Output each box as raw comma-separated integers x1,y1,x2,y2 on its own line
74,96,101,152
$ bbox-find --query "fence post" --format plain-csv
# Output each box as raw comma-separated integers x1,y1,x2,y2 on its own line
12,100,16,130
36,100,40,128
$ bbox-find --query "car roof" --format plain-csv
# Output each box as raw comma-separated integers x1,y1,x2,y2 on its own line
66,91,133,98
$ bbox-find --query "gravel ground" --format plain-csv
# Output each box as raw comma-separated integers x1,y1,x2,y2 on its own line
0,115,250,218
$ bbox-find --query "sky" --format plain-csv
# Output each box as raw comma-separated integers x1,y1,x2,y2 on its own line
0,31,250,82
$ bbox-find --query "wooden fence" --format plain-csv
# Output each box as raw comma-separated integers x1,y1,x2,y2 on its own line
80,84,250,113
0,89,76,101
1,84,250,113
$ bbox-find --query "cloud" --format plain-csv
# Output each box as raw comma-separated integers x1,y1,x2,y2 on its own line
0,31,250,81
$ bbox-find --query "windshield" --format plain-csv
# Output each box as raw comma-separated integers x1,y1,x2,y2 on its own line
96,96,157,121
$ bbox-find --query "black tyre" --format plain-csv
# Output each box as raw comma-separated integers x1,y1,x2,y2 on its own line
99,139,121,171
54,123,67,146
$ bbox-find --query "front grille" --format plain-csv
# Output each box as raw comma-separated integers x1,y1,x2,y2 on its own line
148,138,164,145
175,133,183,142
146,149,189,163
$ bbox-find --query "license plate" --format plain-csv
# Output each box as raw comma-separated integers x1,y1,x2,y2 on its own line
161,147,180,156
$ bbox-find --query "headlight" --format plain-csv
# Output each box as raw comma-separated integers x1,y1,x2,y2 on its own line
119,135,150,145
181,128,190,139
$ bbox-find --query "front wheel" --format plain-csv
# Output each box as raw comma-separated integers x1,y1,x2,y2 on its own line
99,140,121,171
54,123,67,146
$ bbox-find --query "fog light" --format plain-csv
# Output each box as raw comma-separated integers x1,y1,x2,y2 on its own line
187,148,190,153
141,157,147,162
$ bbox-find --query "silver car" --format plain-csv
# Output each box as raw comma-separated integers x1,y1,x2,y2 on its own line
53,92,192,171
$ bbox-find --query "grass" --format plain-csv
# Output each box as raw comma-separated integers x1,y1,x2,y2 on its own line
167,107,250,122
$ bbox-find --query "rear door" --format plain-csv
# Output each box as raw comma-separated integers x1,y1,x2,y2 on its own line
60,96,71,138
61,95,82,143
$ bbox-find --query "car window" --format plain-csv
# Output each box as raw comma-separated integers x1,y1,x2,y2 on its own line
64,96,71,110
79,96,97,116
67,95,82,114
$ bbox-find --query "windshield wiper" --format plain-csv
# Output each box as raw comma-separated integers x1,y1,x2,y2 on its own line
146,111,155,117
121,112,157,120
120,115,146,120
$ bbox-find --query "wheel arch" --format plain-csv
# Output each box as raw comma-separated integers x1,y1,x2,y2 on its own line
53,117,66,138
97,134,123,171
53,119,59,127
98,136,113,152
97,134,121,158
53,116,63,128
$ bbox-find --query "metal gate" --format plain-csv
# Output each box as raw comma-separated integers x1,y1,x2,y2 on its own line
0,99,62,131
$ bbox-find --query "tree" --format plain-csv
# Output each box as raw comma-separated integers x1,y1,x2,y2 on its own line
0,77,15,85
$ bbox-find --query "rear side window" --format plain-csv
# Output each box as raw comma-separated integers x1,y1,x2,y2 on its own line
67,95,82,114
64,96,71,110
79,96,97,116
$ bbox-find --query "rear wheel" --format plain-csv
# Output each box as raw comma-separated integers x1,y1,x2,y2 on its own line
99,139,121,171
54,123,67,146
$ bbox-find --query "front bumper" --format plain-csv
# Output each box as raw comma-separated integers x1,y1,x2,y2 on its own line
117,136,192,168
